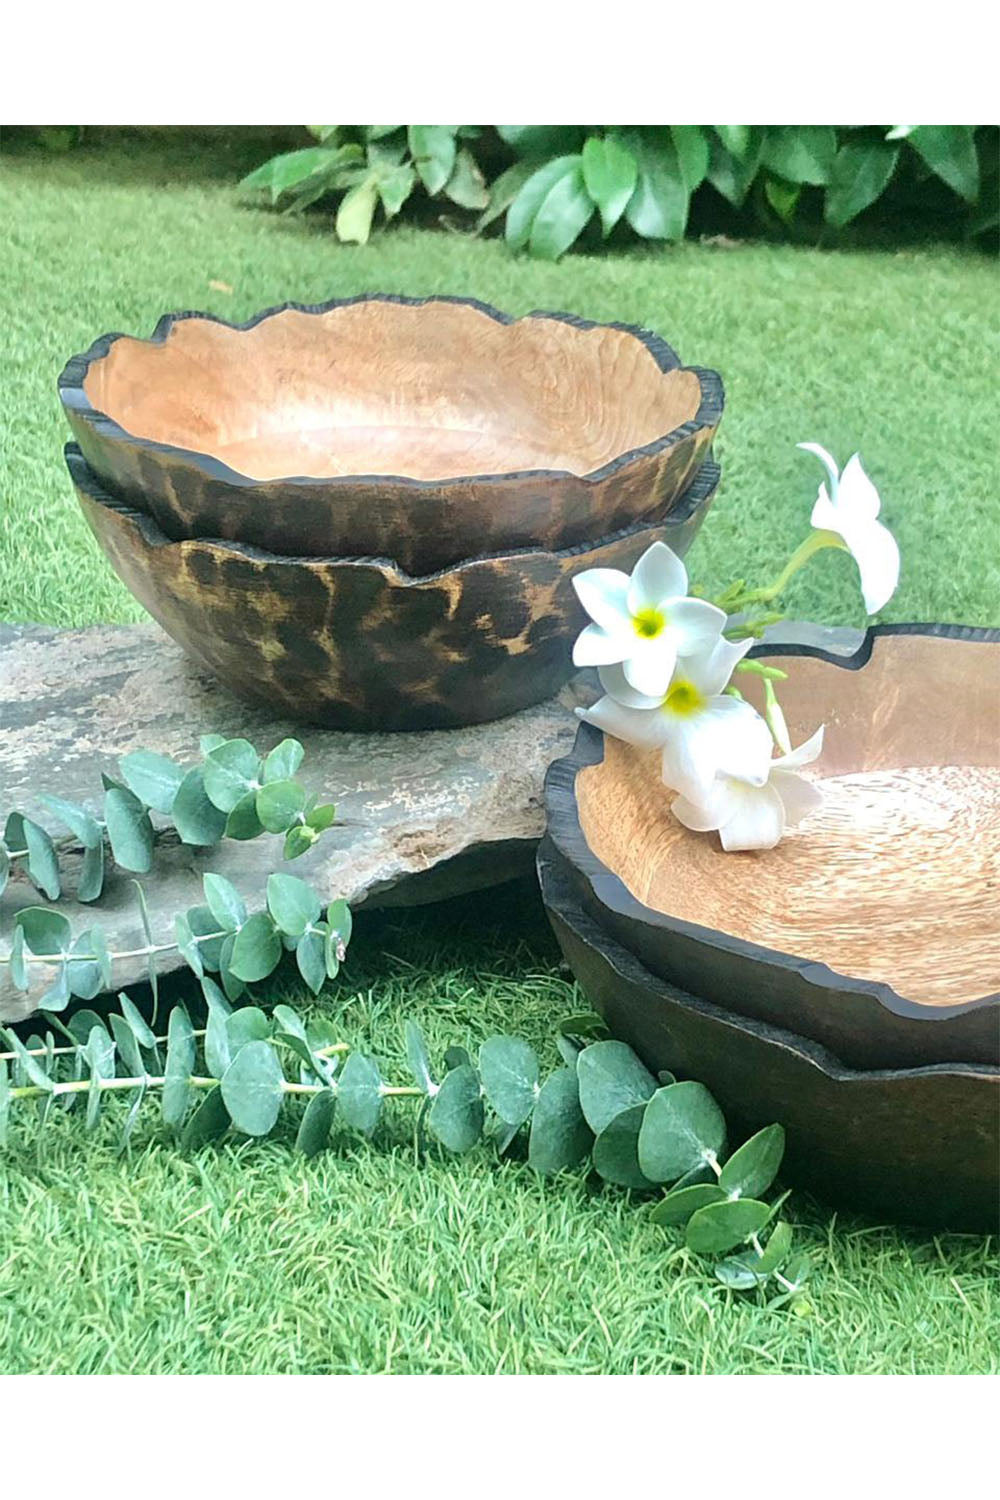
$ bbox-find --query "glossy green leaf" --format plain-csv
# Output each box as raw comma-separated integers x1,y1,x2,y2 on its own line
670,125,710,191
283,825,316,860
267,872,321,938
337,1052,382,1136
686,1197,771,1255
203,740,261,813
326,899,352,949
202,873,246,933
428,1063,484,1153
714,125,750,157
638,1081,727,1184
476,159,537,231
478,1035,539,1126
240,145,344,200
180,1086,231,1149
224,791,264,841
39,793,102,848
761,125,837,185
529,161,593,259
764,175,801,224
118,750,185,814
375,163,417,219
77,838,105,902
15,906,71,957
718,1123,785,1199
103,786,154,872
825,142,899,226
306,802,336,833
616,128,689,240
908,125,979,201
407,125,458,195
229,911,282,982
221,1040,284,1136
496,126,585,156
707,127,765,206
506,155,580,250
581,135,637,235
576,1040,657,1136
336,178,379,244
750,1219,794,1276
444,147,488,209
263,738,305,784
650,1182,727,1227
527,1067,592,1175
256,779,307,833
294,926,325,995
296,1088,336,1156
592,1104,656,1189
171,767,228,846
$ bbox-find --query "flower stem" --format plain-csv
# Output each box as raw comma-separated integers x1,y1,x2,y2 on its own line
714,530,847,612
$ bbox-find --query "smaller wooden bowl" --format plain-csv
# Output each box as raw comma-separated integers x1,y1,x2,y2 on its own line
545,627,1000,1069
58,295,724,575
68,444,720,733
539,839,999,1231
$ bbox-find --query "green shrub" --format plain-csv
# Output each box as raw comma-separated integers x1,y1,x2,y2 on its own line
239,125,998,256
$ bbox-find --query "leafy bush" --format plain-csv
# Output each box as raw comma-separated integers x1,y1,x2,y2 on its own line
239,125,998,257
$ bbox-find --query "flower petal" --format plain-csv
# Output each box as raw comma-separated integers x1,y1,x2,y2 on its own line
838,453,881,520
576,696,670,750
572,623,628,668
684,635,754,697
597,663,667,710
773,724,825,771
622,638,677,698
572,568,633,634
810,482,840,533
660,724,711,800
698,698,774,786
772,768,824,828
667,598,727,658
670,783,731,833
718,781,787,851
626,541,688,614
841,515,901,614
797,442,841,496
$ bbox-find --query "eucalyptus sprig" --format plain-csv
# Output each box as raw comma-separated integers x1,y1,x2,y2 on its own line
2,871,351,1018
0,733,338,906
0,996,812,1305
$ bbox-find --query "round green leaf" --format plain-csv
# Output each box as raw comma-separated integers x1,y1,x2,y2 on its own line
295,927,326,995
180,1085,231,1150
203,739,261,813
20,817,61,899
267,873,322,938
306,802,336,833
202,872,247,932
77,838,105,902
576,1040,657,1136
171,767,228,846
686,1197,772,1256
103,786,154,872
263,738,305,784
478,1035,539,1126
229,910,282,982
220,1040,284,1136
39,793,102,848
174,912,204,978
15,905,72,956
718,1123,786,1200
427,1063,484,1153
528,1067,592,1175
256,779,307,834
226,1005,271,1054
637,1081,727,1184
337,1052,382,1136
592,1104,656,1189
283,825,317,860
581,135,637,236
296,1089,336,1156
118,750,185,814
650,1182,726,1227
66,929,103,1000
225,791,264,841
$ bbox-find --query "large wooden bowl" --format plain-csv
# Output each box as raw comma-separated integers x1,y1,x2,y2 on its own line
68,444,720,732
58,295,724,575
545,626,1000,1070
539,839,999,1231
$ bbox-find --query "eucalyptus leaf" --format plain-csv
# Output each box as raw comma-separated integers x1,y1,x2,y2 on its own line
1,1028,55,1092
256,779,307,833
478,1035,539,1126
110,1013,146,1077
337,1052,382,1136
527,1067,592,1175
218,933,246,1002
39,793,101,848
15,906,72,957
686,1197,772,1255
171,766,228,846
306,802,336,833
576,1041,657,1136
296,1089,336,1156
103,786,154,872
592,1104,656,1189
404,1020,435,1094
23,818,61,899
283,826,316,860
77,838,105,902
9,925,28,990
650,1182,727,1227
174,912,204,978
267,873,321,938
427,1063,484,1153
203,740,261,813
118,991,157,1053
180,1086,231,1150
637,1081,727,1184
204,997,231,1080
229,911,282,982
202,873,247,932
84,1024,116,1130
225,791,264,841
39,965,70,1012
221,1040,284,1136
66,929,102,1000
718,1123,785,1199
163,1004,196,1129
263,738,304,784
226,1006,271,1054
119,1079,147,1155
118,750,185,814
186,904,226,971
296,928,327,995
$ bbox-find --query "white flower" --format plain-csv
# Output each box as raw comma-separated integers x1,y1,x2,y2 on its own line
577,636,774,801
671,726,825,852
798,443,900,615
572,541,727,698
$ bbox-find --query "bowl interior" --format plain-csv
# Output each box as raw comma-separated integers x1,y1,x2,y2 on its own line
81,301,705,483
576,631,1000,1008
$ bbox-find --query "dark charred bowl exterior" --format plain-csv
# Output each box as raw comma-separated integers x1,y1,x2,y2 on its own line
58,295,724,576
544,629,1000,1071
539,839,999,1232
68,444,720,733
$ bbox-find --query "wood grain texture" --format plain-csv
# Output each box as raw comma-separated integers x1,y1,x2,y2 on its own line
539,839,999,1232
68,444,719,733
545,628,1000,1070
59,295,723,575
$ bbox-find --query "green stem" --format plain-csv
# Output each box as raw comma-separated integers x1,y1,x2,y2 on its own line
0,930,227,968
10,1073,218,1101
718,530,847,611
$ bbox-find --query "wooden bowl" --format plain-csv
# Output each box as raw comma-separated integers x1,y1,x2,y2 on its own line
58,295,724,576
67,444,720,732
539,838,999,1231
545,626,1000,1070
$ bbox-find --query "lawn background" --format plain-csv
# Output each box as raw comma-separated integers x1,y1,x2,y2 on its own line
1,135,997,1374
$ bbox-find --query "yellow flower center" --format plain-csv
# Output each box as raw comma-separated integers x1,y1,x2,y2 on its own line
664,678,704,717
633,607,666,639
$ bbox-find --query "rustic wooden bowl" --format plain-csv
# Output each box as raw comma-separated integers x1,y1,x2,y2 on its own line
539,838,999,1231
545,626,1000,1070
58,295,724,576
67,444,720,732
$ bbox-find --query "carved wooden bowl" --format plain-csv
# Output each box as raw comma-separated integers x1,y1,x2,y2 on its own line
68,444,720,732
539,840,999,1230
58,295,724,576
545,626,1000,1070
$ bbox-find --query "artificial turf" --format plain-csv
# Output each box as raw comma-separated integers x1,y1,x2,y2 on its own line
0,135,997,1375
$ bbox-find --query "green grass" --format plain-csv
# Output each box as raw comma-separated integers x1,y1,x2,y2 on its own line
1,138,997,1375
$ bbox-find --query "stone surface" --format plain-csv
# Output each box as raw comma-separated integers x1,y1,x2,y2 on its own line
1,621,590,1022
